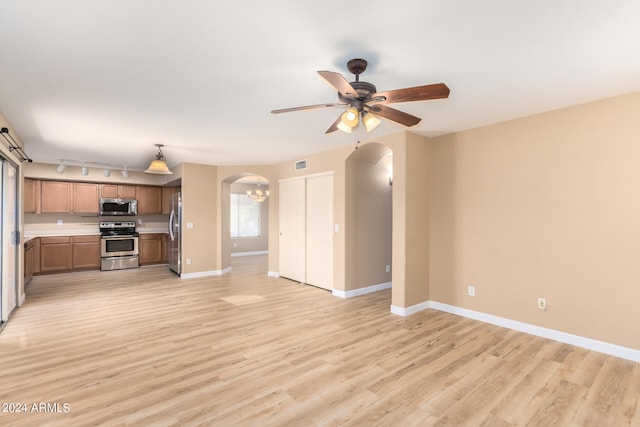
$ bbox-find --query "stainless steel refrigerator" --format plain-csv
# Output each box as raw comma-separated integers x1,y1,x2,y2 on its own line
169,191,181,275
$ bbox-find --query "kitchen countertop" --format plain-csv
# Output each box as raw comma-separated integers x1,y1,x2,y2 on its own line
24,227,168,241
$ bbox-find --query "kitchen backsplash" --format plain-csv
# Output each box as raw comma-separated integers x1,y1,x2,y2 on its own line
25,213,169,236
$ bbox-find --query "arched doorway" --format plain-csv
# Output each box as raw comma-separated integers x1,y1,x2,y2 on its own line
220,173,270,273
345,142,393,296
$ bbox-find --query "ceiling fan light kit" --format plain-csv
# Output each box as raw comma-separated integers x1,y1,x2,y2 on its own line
145,144,173,175
271,58,450,135
362,111,381,132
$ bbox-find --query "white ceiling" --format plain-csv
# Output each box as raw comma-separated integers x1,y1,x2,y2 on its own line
1,1,639,171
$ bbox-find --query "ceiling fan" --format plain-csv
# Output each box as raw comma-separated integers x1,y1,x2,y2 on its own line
271,58,450,134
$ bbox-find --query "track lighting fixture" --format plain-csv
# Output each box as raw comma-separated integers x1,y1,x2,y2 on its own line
54,159,131,178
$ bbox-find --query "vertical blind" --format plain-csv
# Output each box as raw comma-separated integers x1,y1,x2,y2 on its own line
230,193,261,238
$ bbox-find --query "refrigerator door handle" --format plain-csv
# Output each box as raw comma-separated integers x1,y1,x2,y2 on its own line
169,209,175,241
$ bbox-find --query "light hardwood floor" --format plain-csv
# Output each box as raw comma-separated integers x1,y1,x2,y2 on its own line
1,255,638,426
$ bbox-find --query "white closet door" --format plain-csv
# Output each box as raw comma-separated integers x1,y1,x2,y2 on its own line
278,179,306,282
305,174,333,290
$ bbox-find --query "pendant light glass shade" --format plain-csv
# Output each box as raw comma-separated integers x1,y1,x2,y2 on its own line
145,144,173,174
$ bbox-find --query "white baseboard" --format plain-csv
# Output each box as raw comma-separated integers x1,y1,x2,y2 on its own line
333,281,392,299
390,300,431,316
389,299,640,363
231,251,268,257
180,266,232,279
267,271,280,278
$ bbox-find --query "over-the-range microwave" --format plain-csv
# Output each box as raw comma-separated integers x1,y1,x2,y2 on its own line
99,198,138,216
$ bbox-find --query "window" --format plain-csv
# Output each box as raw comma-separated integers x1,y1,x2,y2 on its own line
230,193,261,238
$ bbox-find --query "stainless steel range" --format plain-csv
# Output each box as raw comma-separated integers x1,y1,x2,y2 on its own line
100,221,139,271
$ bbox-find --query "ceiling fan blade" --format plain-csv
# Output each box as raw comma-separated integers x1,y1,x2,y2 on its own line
271,102,346,114
325,115,343,134
373,83,450,104
369,104,421,127
318,70,360,98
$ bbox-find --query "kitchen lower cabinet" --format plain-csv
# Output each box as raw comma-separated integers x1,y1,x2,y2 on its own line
40,237,72,273
38,235,101,274
71,236,101,269
24,238,40,284
139,233,164,265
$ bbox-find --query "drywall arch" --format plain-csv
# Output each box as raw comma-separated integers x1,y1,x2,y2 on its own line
220,172,270,272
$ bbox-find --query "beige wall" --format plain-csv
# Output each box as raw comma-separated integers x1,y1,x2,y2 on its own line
429,91,640,349
345,143,393,290
405,132,431,306
181,163,218,274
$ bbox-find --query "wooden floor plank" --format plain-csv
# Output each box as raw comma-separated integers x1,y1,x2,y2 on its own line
0,255,638,426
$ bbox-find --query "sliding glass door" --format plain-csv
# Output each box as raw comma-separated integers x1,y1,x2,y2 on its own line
1,157,19,323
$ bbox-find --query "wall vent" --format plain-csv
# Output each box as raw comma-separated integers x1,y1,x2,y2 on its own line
295,160,307,171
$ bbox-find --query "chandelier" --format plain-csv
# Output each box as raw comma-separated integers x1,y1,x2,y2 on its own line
246,183,269,202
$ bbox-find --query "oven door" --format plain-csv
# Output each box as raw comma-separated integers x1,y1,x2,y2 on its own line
101,235,139,257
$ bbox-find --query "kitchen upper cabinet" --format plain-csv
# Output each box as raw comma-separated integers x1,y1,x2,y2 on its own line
73,182,99,213
24,178,41,213
100,184,137,199
71,235,101,269
139,233,164,265
41,181,72,213
136,186,162,214
39,181,99,213
29,179,165,215
40,236,72,273
161,187,178,214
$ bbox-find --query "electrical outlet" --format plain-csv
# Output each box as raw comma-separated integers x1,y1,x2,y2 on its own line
537,297,547,311
468,285,475,297
57,219,63,225
186,258,192,265
385,265,391,273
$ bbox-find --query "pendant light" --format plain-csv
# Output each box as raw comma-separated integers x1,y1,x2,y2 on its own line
145,144,173,174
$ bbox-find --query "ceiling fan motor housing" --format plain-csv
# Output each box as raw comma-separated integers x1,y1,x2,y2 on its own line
338,81,377,107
